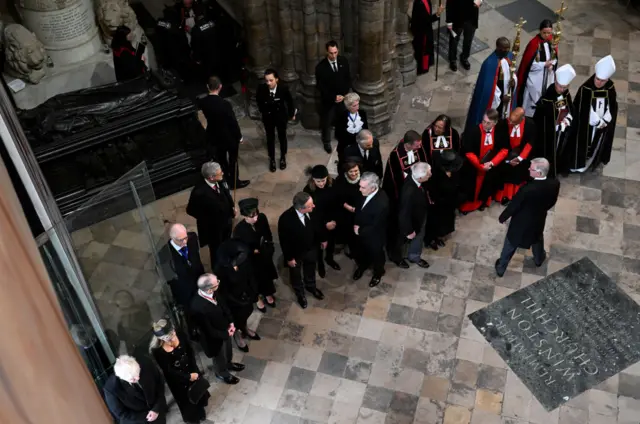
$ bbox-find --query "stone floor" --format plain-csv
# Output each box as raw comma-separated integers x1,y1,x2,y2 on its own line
70,0,640,422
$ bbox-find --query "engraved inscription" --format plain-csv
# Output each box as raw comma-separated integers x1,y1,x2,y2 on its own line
37,2,94,44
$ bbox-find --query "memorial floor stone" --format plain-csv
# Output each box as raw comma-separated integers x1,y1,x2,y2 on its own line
469,257,640,411
436,27,490,60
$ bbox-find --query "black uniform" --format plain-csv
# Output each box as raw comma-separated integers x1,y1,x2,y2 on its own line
256,83,295,160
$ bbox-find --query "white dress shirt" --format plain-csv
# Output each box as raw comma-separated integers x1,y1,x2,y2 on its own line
170,240,183,253
269,86,277,96
295,209,309,225
204,179,220,191
359,145,369,160
329,60,338,72
362,189,378,209
534,176,547,180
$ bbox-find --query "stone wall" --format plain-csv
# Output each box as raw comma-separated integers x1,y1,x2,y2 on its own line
240,0,416,136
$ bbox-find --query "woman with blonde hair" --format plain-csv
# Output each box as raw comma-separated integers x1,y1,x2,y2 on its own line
149,320,209,424
334,92,368,164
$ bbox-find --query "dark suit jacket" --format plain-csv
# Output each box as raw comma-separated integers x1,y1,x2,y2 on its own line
186,180,234,248
398,179,428,237
354,190,390,249
189,294,233,357
278,207,322,263
256,83,295,123
499,178,560,248
343,140,383,179
198,94,242,147
168,232,205,308
103,356,167,424
315,56,352,109
446,0,479,28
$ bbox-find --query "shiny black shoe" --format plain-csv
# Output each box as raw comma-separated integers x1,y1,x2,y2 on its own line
394,259,410,269
325,258,341,271
280,156,287,170
246,332,261,341
369,276,381,288
233,336,249,353
495,259,505,278
461,59,471,70
297,295,308,309
534,253,547,267
428,241,439,250
478,205,486,212
415,259,430,269
501,197,509,206
306,287,325,300
353,268,365,281
257,304,267,313
269,158,276,173
228,362,245,372
450,61,458,72
234,179,250,189
323,143,332,153
215,374,240,385
436,238,445,247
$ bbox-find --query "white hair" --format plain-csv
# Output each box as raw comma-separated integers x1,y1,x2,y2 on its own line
356,130,373,146
530,157,550,177
201,161,221,179
360,172,380,190
411,162,431,180
114,355,141,382
344,92,360,108
169,223,186,240
197,273,217,290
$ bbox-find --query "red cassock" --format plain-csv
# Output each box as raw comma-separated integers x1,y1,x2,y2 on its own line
494,118,534,202
459,125,508,213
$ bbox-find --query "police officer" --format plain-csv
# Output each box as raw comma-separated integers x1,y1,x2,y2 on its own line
256,69,296,172
190,15,218,80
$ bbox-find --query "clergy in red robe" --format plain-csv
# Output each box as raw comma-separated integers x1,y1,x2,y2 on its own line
421,114,461,168
459,109,508,213
494,107,535,204
516,20,558,117
411,0,445,74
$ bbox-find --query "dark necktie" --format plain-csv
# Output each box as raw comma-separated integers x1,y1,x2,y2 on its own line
332,62,338,72
213,184,220,194
270,91,275,99
180,246,189,260
304,214,310,227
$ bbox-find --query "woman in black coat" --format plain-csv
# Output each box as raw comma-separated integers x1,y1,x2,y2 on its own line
111,25,147,82
150,320,209,424
333,160,362,257
233,197,278,313
335,92,368,164
104,355,167,424
304,165,341,277
214,239,261,352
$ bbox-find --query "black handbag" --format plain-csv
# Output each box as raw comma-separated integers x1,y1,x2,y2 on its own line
188,376,211,404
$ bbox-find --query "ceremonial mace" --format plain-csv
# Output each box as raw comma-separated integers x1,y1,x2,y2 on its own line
505,17,526,119
543,1,567,88
435,0,442,81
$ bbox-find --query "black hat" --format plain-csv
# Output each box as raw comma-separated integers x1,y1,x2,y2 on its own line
216,239,249,268
309,165,329,179
153,321,174,337
239,198,259,216
440,150,463,172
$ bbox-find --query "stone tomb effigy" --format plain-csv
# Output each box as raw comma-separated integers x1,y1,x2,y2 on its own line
469,257,640,410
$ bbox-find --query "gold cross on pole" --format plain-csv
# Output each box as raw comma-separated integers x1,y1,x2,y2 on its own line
515,17,527,30
555,1,568,19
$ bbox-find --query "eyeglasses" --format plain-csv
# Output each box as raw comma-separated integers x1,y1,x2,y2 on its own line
174,236,188,243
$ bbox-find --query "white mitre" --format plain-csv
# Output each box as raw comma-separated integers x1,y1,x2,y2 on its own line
555,64,577,85
595,55,616,80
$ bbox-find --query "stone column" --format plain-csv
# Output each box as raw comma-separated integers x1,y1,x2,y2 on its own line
354,0,390,135
243,0,272,118
299,0,320,128
278,0,299,83
383,0,399,112
16,0,102,66
395,0,417,86
330,0,341,42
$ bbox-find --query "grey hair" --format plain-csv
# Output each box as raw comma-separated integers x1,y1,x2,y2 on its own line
292,191,311,210
530,157,550,177
344,92,360,108
356,130,373,146
360,172,380,190
411,162,431,180
114,355,140,382
169,223,186,240
197,273,217,290
201,161,221,179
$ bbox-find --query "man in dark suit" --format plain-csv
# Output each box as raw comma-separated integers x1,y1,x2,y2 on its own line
167,223,204,309
315,40,352,154
495,158,560,276
277,192,326,309
353,172,390,288
190,274,245,384
186,161,236,267
343,130,383,179
197,75,250,188
446,0,483,72
256,68,296,172
395,162,432,268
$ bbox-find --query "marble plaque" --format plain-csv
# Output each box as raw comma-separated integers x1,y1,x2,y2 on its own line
469,257,640,411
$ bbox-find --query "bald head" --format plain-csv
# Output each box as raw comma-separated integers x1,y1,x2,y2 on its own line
169,223,188,248
509,107,525,125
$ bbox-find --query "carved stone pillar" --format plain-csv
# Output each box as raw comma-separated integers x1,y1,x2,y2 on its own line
395,0,417,86
330,0,341,41
383,0,399,112
278,0,299,84
299,0,320,128
354,0,390,135
243,0,272,118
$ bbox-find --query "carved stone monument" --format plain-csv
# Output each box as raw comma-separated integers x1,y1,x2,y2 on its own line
240,0,415,135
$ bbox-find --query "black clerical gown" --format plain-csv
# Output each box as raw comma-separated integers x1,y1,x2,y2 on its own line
459,125,509,212
411,0,439,73
566,76,618,172
424,163,462,243
382,141,429,204
494,117,535,202
422,126,461,168
533,84,574,178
